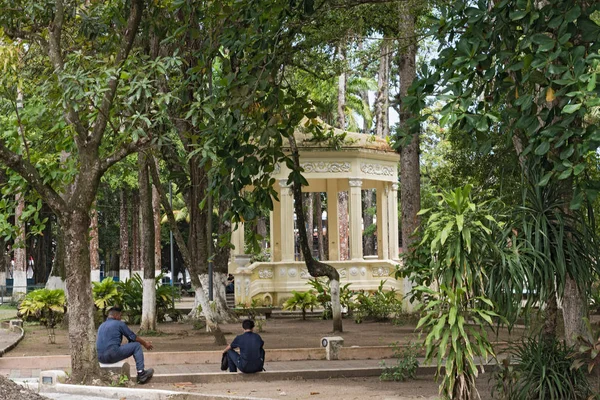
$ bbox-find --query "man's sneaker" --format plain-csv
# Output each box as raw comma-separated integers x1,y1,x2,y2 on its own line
137,368,154,384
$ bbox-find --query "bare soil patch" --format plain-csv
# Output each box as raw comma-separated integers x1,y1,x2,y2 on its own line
147,375,496,400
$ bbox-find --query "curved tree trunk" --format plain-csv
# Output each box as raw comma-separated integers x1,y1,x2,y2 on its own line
288,134,342,332
148,156,226,344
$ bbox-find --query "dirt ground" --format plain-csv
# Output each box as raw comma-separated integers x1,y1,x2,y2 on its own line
7,316,526,357
149,375,496,400
5,316,522,399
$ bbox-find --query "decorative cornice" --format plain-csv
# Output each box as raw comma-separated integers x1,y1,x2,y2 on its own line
361,163,394,176
301,161,351,173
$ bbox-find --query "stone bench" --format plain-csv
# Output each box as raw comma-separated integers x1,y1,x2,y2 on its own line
99,361,130,379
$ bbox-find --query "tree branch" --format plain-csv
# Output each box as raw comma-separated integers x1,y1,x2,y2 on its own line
46,0,89,145
99,135,153,173
0,140,66,213
90,0,145,148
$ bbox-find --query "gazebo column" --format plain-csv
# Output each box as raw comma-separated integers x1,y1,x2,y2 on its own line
279,179,295,262
348,178,363,260
270,198,281,262
376,183,390,260
326,180,340,261
231,222,245,257
388,182,400,259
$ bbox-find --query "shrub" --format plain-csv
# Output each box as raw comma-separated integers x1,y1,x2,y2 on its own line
503,334,591,400
18,288,66,343
92,277,122,318
307,278,353,319
352,280,402,323
282,290,318,320
119,273,179,324
380,341,420,382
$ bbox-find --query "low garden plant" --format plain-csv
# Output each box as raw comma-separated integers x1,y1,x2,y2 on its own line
380,341,420,382
282,290,318,320
502,334,592,400
352,280,402,323
18,288,66,343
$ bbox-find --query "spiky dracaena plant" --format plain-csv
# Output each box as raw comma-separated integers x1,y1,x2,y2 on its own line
413,185,504,399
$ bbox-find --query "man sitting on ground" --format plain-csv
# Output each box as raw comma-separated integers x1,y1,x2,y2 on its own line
96,306,154,384
223,319,265,373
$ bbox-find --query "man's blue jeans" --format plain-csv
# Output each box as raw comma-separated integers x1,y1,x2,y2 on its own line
98,342,144,372
226,349,241,372
226,349,263,373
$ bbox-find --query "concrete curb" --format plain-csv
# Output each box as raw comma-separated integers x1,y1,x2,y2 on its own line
0,327,24,357
41,382,271,400
151,366,386,384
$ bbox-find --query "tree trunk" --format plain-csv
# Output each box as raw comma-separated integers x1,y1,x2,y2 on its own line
60,210,102,383
39,206,54,284
131,190,140,277
288,134,342,332
305,193,314,259
337,43,347,130
398,6,420,253
336,41,349,261
139,151,156,332
153,160,162,273
315,194,325,261
13,192,27,297
89,202,100,278
119,188,130,276
148,155,226,343
46,223,66,291
257,216,267,250
375,37,391,138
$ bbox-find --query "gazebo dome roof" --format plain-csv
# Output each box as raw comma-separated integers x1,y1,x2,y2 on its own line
290,119,395,154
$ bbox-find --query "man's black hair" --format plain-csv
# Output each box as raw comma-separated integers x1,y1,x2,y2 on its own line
107,306,123,316
242,319,255,330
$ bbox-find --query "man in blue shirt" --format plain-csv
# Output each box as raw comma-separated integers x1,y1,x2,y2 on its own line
223,319,265,373
96,306,154,384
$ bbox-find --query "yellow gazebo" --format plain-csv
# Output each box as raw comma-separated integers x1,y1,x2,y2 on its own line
230,121,408,309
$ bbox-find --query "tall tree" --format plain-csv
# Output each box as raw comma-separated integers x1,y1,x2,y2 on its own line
0,0,154,381
409,0,600,343
398,1,420,254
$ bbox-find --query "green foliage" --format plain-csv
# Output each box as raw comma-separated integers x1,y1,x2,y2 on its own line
380,341,420,382
306,278,353,320
18,288,66,343
18,289,66,329
493,170,600,325
408,0,600,205
571,318,600,375
92,277,122,318
119,274,179,324
490,358,519,400
506,335,591,400
282,290,318,320
411,185,504,399
352,280,402,323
